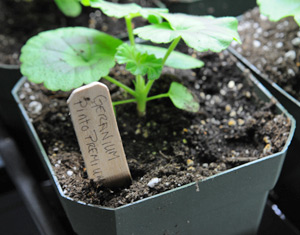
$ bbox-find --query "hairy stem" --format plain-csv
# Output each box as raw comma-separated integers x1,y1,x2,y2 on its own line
162,36,181,65
125,16,135,46
103,75,136,97
134,75,147,116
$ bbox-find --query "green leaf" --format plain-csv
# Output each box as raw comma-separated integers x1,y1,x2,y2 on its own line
115,43,163,80
168,82,199,113
257,0,300,26
134,22,178,43
88,0,141,18
140,8,169,24
54,0,82,17
85,0,168,22
136,44,204,69
81,0,90,6
134,13,241,52
20,27,123,91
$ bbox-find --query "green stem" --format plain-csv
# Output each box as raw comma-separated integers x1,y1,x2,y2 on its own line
147,93,169,101
113,99,136,106
134,75,147,116
162,36,181,65
144,80,155,96
103,75,136,97
125,16,135,46
135,74,145,90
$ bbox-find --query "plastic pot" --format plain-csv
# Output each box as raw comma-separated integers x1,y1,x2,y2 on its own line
12,61,295,235
164,0,256,16
229,47,300,228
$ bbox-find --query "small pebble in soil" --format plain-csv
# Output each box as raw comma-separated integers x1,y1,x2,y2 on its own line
187,166,196,172
228,80,235,89
67,170,73,176
228,119,236,126
260,14,268,20
220,89,226,96
292,37,300,46
229,110,237,117
19,93,26,100
202,163,208,168
147,178,161,188
288,68,296,76
276,57,283,64
245,91,251,98
263,31,269,38
275,42,283,49
238,119,245,126
256,28,263,34
263,136,271,144
29,95,36,100
263,144,272,154
284,50,296,61
253,40,261,48
225,104,231,112
186,159,194,166
28,101,42,114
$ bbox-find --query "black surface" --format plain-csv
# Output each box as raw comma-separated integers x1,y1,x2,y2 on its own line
0,190,40,235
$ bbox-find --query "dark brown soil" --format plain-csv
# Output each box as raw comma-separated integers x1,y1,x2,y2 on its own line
18,51,291,208
232,7,300,101
0,0,154,65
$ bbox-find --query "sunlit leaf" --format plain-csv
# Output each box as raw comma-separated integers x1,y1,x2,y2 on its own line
257,0,300,26
88,0,141,18
134,13,241,52
20,27,123,91
86,0,168,22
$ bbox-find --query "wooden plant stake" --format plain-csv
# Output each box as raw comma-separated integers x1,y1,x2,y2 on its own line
67,82,132,187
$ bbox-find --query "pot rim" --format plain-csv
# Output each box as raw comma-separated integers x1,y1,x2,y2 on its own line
0,63,20,70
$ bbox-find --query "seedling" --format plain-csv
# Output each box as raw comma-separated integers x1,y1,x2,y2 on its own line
257,0,300,26
20,0,240,116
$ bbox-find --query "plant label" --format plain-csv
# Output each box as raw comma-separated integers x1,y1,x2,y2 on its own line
67,82,132,187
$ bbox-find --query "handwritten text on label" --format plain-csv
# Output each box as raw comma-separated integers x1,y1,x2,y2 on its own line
68,82,131,187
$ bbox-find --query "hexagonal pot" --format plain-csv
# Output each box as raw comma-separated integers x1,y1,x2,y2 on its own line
12,62,295,235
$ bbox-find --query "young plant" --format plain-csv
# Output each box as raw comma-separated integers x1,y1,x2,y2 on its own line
20,0,240,116
257,0,300,26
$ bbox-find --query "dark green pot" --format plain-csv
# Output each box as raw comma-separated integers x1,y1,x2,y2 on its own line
164,0,256,16
0,64,22,131
12,62,295,235
229,47,300,228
